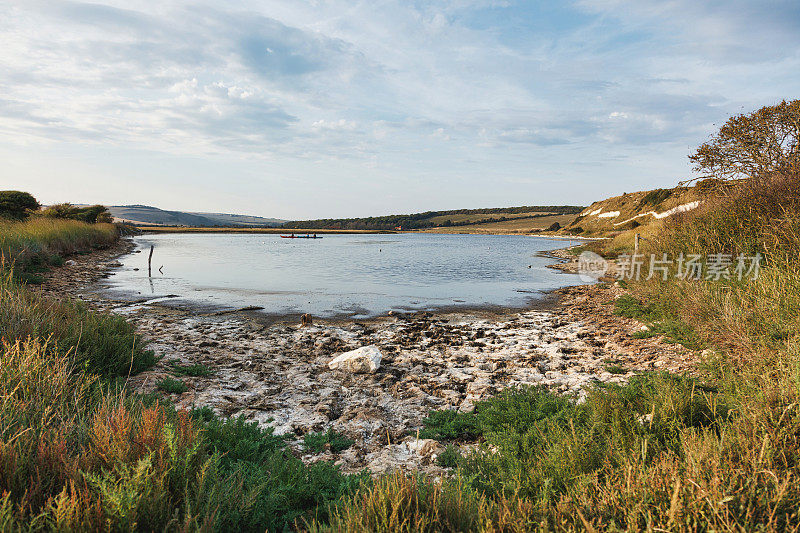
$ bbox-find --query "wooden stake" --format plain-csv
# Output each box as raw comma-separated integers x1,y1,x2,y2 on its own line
148,245,154,277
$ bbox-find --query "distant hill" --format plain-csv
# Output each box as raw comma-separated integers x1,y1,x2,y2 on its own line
282,205,584,231
108,205,285,227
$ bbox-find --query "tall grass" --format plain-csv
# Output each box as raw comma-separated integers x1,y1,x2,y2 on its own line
0,217,118,270
0,337,363,531
0,269,156,376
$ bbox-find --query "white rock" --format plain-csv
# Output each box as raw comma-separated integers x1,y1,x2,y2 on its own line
328,345,382,373
405,438,440,457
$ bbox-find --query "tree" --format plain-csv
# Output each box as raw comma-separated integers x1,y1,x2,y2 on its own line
41,203,80,219
0,191,39,220
79,205,112,224
41,203,113,224
690,99,800,180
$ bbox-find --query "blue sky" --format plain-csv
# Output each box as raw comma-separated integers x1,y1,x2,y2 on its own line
1,0,799,219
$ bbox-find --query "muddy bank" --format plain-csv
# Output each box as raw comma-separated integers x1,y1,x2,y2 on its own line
38,237,695,475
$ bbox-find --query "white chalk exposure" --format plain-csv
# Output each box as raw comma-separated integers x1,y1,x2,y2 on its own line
653,201,701,219
598,211,620,218
612,201,702,226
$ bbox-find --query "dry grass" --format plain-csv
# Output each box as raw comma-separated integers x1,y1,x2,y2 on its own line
0,217,118,268
565,185,706,236
423,214,577,234
425,211,562,226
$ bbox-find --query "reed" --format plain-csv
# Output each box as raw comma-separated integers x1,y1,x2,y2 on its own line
0,217,118,270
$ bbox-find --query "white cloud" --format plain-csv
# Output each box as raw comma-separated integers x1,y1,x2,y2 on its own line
1,0,798,216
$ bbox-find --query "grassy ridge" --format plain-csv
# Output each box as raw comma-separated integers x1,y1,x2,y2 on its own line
283,205,583,231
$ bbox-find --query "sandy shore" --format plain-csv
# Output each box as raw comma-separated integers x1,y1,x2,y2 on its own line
38,237,695,474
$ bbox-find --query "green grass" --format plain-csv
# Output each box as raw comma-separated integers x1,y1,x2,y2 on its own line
436,445,462,468
0,217,118,271
0,269,156,376
303,428,355,453
169,361,213,377
156,377,188,394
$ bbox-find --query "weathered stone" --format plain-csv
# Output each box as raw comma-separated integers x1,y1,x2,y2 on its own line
328,345,382,373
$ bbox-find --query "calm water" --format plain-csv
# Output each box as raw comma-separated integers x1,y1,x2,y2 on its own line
103,233,585,318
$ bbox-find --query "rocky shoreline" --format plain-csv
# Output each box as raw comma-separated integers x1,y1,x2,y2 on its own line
37,237,695,474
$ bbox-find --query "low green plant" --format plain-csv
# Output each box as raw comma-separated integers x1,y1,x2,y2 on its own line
605,363,627,374
436,444,462,468
304,428,355,453
614,294,656,320
169,361,213,377
156,377,188,394
418,409,482,441
616,295,702,349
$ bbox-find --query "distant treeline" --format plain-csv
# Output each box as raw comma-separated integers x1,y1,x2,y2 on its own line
282,205,583,230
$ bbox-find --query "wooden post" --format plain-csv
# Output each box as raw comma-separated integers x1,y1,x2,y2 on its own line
148,245,154,277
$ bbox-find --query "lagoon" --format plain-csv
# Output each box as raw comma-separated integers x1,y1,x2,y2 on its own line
104,233,585,318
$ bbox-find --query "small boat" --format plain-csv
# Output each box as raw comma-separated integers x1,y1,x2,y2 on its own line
280,234,322,239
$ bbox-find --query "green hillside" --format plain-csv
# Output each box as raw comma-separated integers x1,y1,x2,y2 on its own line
283,205,583,231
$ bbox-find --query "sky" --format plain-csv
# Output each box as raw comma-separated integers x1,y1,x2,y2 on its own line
1,1,799,219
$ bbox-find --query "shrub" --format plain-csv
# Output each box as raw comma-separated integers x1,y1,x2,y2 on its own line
0,191,39,221
194,413,365,531
303,429,355,454
637,188,673,209
418,409,482,441
196,412,286,469
605,363,627,374
42,203,113,224
156,377,188,394
436,445,462,468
